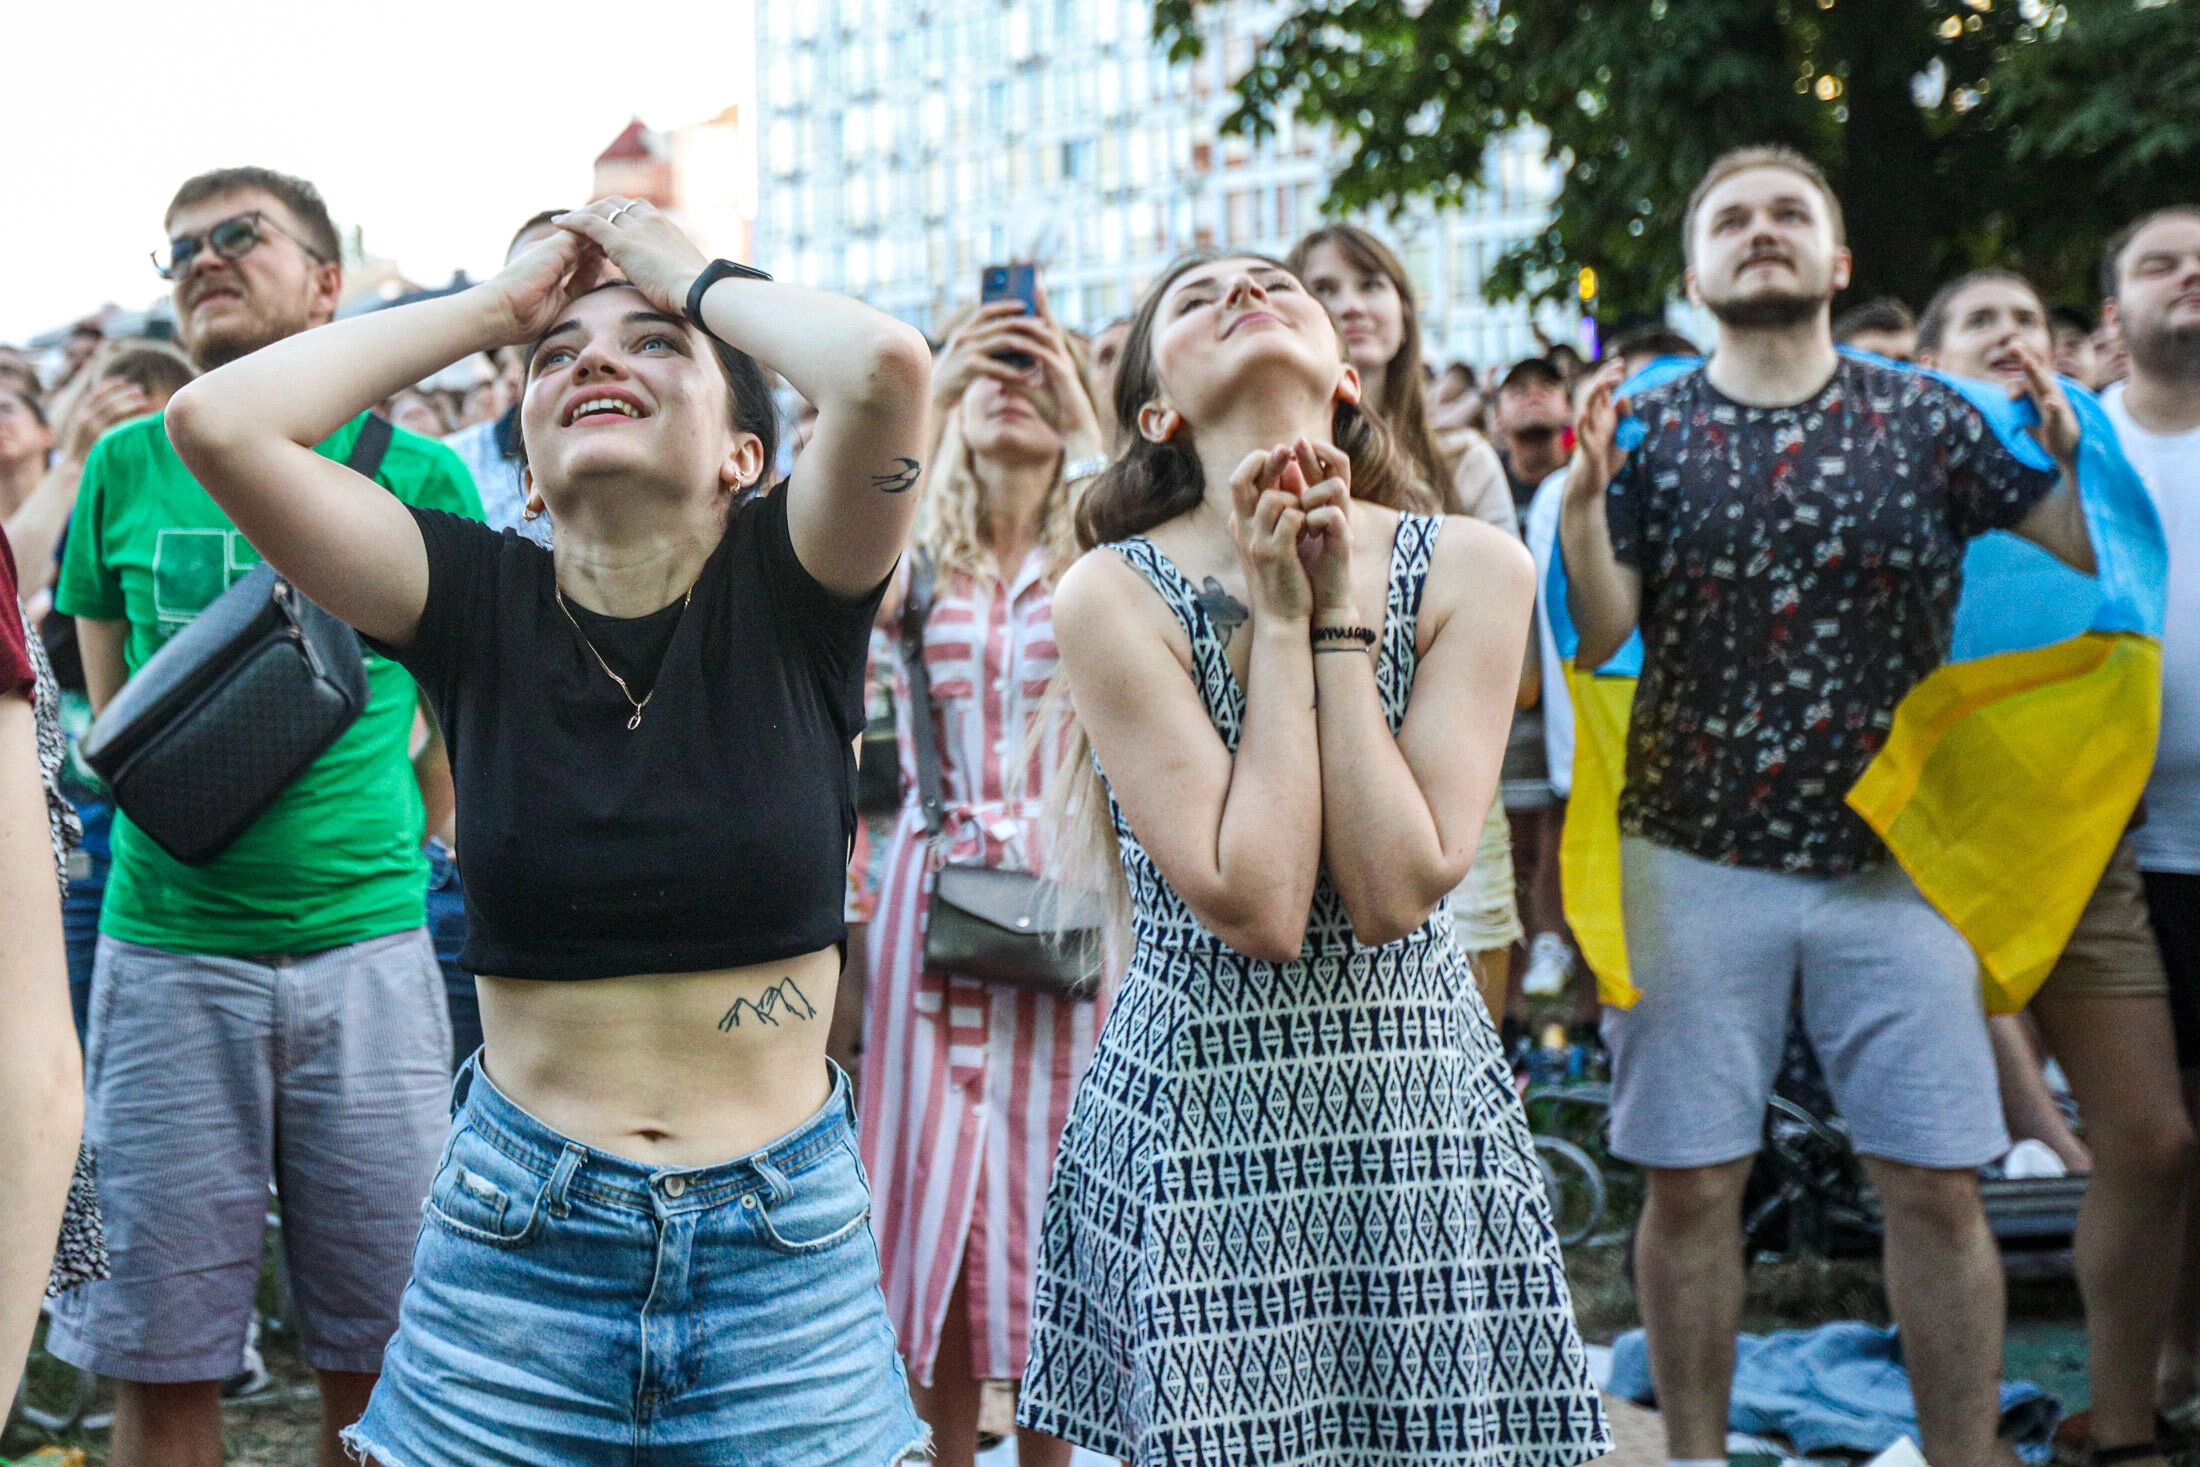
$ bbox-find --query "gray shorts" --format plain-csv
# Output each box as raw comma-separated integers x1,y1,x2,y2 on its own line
45,928,450,1381
1602,837,2007,1171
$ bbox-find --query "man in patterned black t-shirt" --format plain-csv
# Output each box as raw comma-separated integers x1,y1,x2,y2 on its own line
1560,146,2095,1467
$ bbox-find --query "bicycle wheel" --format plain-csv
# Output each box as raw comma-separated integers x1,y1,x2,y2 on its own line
1534,1135,1608,1247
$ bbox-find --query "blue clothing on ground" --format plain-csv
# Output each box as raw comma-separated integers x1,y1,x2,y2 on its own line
1607,1322,2059,1463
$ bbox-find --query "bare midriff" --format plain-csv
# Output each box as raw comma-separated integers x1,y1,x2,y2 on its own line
473,944,843,1168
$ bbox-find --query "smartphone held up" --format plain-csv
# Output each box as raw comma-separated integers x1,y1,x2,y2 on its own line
980,263,1038,370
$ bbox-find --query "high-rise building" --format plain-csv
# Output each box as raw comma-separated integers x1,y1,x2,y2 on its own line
751,0,1578,367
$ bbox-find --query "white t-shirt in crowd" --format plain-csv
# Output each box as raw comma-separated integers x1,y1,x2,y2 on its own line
2106,382,2200,873
1524,468,1574,800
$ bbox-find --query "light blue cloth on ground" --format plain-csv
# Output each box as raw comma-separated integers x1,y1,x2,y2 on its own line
1607,1322,2061,1463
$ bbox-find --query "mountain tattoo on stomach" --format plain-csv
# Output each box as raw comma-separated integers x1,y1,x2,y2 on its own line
717,977,818,1031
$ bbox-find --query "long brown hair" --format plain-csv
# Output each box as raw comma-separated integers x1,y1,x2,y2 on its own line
1287,224,1456,512
1072,248,1431,553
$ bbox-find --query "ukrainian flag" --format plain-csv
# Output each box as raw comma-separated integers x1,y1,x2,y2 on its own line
1548,354,2166,1013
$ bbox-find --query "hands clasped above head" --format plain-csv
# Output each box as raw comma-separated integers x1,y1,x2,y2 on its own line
479,197,710,347
1227,436,1357,623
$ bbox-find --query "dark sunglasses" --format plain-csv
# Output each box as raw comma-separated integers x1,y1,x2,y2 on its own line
154,211,329,281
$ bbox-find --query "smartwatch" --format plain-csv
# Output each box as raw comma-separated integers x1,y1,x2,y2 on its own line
684,259,774,336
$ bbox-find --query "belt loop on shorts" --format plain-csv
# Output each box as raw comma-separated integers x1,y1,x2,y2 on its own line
828,1059,857,1126
545,1143,586,1219
450,1053,479,1117
752,1155,792,1208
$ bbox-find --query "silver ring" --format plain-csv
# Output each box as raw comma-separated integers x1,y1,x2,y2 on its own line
607,203,638,225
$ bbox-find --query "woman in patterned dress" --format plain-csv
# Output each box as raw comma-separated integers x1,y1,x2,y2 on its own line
859,299,1108,1467
1017,251,1609,1466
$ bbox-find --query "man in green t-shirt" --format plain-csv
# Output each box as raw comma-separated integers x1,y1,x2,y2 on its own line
46,166,482,1467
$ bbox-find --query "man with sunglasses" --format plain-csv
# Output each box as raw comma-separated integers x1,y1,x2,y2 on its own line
47,166,481,1467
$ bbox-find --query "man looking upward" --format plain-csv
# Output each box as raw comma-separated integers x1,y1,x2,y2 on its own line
1560,145,2093,1467
47,167,481,1467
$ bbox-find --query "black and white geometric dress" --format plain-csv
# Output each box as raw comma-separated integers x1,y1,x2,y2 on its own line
1018,514,1610,1466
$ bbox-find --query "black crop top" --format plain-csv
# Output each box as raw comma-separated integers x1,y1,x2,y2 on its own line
383,489,885,981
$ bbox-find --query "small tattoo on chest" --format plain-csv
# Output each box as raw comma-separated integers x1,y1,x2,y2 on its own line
871,458,921,493
1196,576,1250,648
717,977,818,1031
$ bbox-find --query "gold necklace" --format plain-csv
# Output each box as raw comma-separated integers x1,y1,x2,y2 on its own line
555,583,694,731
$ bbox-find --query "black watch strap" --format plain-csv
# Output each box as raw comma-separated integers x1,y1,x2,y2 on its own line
684,259,773,335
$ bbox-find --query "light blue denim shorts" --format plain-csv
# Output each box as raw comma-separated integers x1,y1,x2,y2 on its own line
343,1056,927,1467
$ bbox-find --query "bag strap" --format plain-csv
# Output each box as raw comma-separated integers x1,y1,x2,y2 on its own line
899,550,949,840
345,413,395,480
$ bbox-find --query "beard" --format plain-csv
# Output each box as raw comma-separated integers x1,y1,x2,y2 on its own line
2124,312,2200,384
184,318,288,371
180,298,315,371
1703,283,1829,331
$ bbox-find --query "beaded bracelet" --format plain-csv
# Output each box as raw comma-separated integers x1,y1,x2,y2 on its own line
1310,624,1377,648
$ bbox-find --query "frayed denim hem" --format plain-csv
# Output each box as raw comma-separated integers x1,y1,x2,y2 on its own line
338,1425,412,1467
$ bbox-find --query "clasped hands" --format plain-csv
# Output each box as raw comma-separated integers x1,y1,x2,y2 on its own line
1228,437,1357,626
477,197,713,345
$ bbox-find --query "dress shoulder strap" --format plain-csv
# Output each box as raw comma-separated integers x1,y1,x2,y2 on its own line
1107,536,1246,746
1378,512,1444,727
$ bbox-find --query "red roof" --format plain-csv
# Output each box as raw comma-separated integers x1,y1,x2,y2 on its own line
595,118,658,165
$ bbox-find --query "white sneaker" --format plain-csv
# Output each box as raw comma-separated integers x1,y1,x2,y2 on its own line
2001,1138,2069,1179
1522,933,1574,997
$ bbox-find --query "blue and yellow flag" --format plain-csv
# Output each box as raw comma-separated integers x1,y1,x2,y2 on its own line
1548,354,2166,1013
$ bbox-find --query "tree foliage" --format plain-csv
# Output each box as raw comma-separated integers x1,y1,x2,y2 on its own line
1153,0,2200,319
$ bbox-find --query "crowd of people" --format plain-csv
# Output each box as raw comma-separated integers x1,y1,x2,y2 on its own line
0,144,2192,1467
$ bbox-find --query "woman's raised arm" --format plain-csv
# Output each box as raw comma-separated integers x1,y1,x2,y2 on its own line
554,199,932,600
1296,439,1534,945
164,233,603,647
1055,457,1325,962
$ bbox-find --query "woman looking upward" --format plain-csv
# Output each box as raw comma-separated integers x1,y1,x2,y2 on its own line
163,199,934,1466
1017,251,1607,1465
861,291,1105,1467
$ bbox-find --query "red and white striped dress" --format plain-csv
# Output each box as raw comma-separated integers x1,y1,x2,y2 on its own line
858,549,1105,1387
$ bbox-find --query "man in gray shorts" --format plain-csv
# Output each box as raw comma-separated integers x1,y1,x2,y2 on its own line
1560,146,2095,1467
48,167,480,1466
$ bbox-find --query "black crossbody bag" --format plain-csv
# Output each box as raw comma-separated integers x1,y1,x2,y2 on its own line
901,552,1103,1000
80,417,390,865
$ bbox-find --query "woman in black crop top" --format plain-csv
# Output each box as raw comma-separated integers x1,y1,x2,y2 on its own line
165,200,935,1465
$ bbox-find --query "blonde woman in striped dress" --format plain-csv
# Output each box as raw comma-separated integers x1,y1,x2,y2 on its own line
859,295,1108,1467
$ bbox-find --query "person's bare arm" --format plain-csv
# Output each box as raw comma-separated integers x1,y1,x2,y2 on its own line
1303,482,1533,946
553,199,931,600
7,379,151,606
0,694,81,1401
1053,469,1323,960
77,617,127,714
164,232,608,648
1558,360,1641,669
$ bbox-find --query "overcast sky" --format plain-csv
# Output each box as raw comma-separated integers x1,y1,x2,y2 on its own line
2,0,754,343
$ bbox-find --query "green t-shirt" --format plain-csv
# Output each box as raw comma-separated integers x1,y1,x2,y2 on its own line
56,411,483,956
